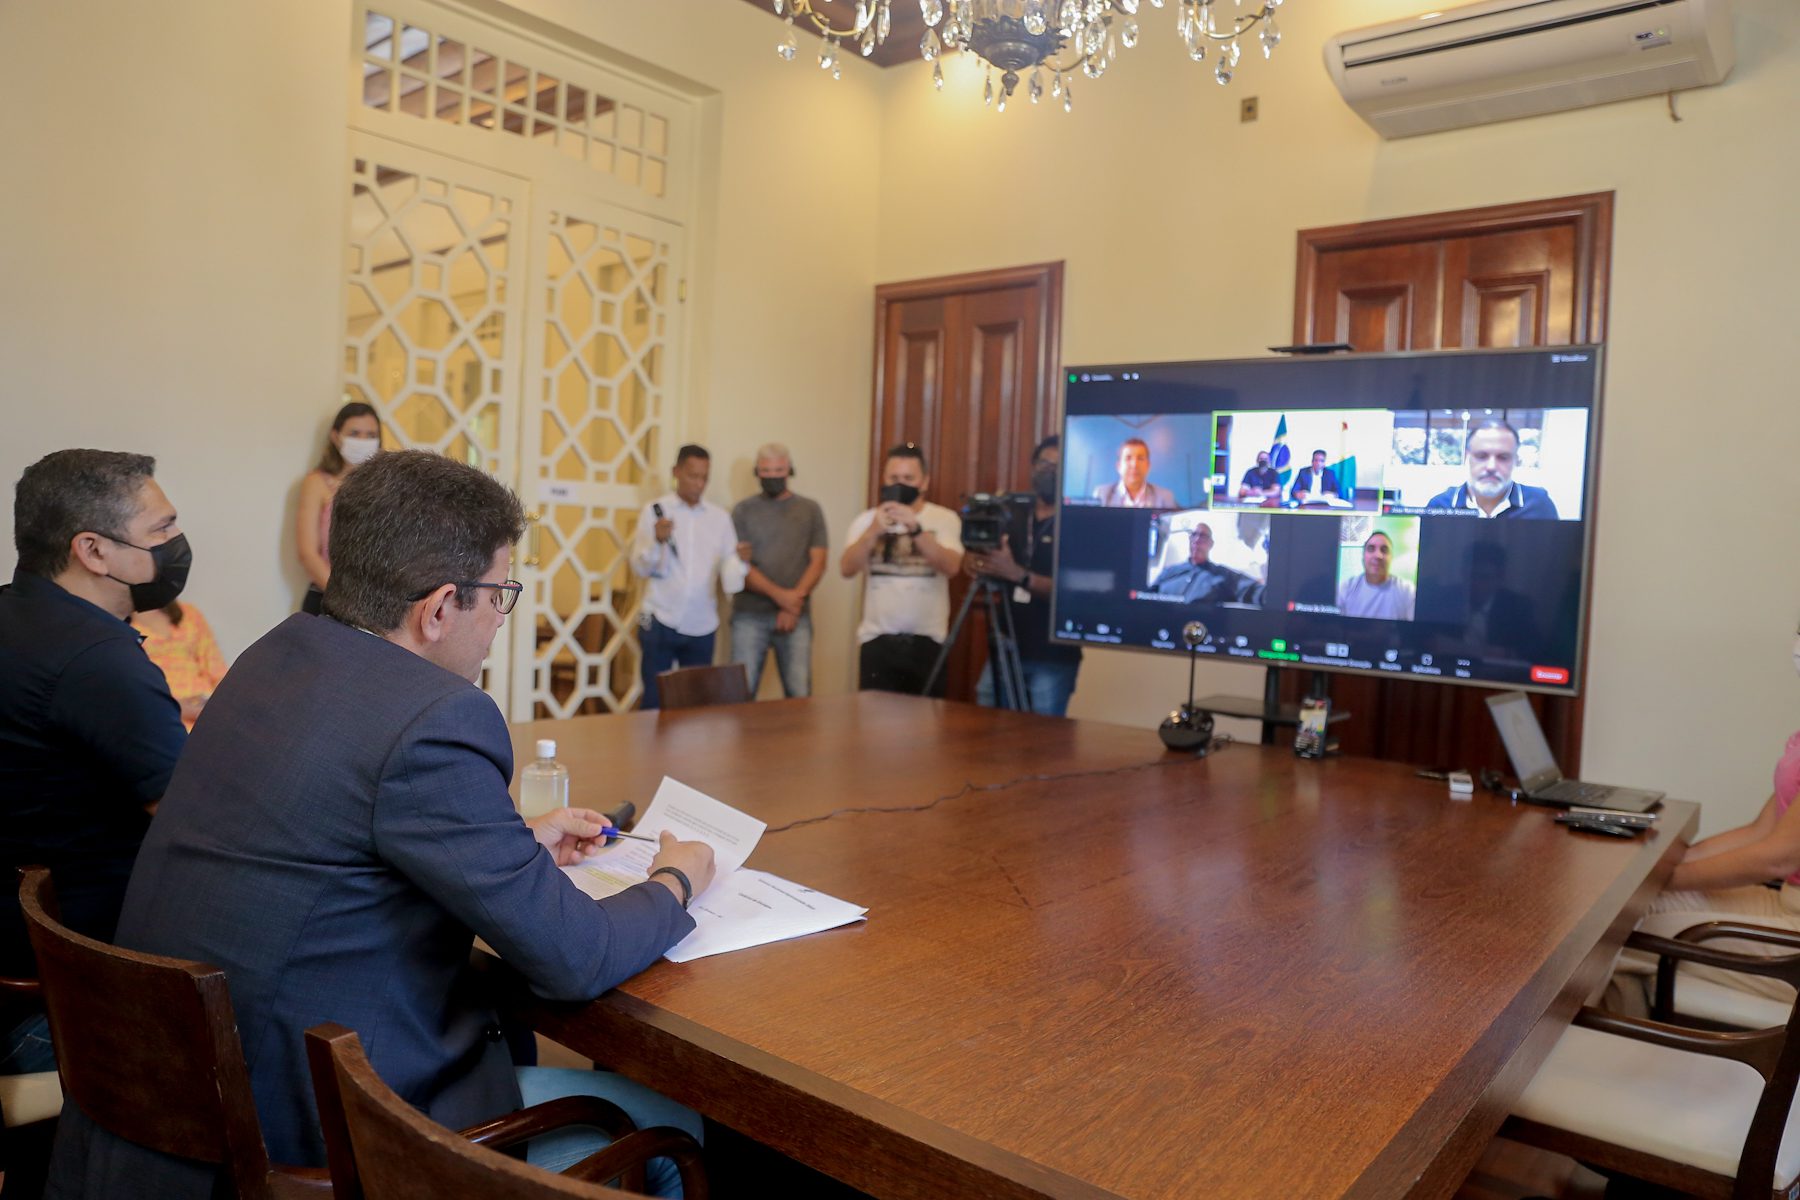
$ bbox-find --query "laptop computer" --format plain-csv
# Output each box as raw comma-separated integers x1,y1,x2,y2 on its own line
1485,691,1664,813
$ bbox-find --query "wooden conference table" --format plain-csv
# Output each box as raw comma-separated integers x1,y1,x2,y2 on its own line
501,694,1694,1200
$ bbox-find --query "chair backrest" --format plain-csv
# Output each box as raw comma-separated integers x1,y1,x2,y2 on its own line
656,664,750,710
18,868,277,1198
305,1023,629,1200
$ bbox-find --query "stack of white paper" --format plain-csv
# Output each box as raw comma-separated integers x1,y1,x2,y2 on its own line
561,777,866,961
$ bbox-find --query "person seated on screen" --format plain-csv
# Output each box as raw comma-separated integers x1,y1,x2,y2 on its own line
1092,438,1176,509
1335,531,1414,621
1289,450,1339,504
1149,524,1261,605
1237,451,1281,501
1424,421,1559,519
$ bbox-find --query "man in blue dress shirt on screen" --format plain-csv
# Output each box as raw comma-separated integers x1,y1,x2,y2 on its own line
1425,422,1560,519
0,450,188,1075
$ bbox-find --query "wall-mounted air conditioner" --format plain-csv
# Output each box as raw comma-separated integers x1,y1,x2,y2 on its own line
1324,0,1735,139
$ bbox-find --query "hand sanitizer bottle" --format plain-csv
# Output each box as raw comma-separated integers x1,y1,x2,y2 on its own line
519,739,569,818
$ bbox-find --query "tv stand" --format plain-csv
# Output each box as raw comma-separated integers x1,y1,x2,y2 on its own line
1196,667,1349,747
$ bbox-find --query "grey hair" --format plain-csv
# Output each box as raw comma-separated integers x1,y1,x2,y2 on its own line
754,442,792,467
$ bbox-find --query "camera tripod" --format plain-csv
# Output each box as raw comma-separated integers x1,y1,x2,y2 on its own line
922,575,1031,711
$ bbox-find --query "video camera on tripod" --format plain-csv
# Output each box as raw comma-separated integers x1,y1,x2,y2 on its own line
921,491,1039,709
958,491,1035,566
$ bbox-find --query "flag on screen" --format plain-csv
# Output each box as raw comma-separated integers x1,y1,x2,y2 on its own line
1270,415,1292,485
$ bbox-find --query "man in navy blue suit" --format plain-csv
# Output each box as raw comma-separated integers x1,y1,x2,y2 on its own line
49,451,715,1198
1425,422,1560,519
1289,450,1340,504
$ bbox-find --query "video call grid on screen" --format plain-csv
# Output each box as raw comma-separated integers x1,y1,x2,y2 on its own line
1051,347,1604,695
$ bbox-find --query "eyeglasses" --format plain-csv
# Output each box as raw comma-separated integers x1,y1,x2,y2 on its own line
407,579,523,615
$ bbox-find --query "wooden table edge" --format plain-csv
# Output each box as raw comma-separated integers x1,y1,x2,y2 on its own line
494,965,1123,1200
1350,800,1700,1200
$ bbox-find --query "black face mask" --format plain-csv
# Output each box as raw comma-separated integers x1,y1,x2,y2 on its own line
1031,464,1059,503
879,483,921,506
106,532,193,612
759,475,789,498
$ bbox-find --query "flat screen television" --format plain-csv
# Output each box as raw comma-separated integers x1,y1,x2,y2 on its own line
1051,346,1603,695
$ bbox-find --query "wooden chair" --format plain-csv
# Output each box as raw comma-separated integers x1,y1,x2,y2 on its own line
305,1024,708,1199
19,869,668,1199
18,866,330,1198
1504,921,1800,1200
656,664,750,710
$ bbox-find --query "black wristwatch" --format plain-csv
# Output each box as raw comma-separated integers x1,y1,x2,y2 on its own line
650,866,693,909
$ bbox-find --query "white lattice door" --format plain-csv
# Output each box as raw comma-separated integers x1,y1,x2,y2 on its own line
341,132,528,706
512,197,683,719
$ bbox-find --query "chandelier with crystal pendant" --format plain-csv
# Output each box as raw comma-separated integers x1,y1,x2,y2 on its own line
770,0,1285,112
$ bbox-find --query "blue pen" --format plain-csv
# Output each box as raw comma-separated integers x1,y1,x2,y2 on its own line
600,826,658,843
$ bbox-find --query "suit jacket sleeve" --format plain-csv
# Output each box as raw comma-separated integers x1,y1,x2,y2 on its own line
373,688,695,1001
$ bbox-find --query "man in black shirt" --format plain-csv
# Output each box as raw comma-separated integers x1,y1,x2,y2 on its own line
964,436,1082,716
0,450,189,1072
1237,450,1281,501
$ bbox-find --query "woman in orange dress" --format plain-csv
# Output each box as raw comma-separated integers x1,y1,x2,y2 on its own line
133,601,229,729
296,402,382,614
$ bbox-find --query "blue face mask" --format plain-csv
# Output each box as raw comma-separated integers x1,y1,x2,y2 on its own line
106,532,193,612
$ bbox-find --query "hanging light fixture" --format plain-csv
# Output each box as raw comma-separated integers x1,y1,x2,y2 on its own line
769,0,1285,109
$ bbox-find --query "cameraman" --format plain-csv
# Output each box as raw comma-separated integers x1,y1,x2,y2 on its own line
963,435,1081,716
840,443,963,696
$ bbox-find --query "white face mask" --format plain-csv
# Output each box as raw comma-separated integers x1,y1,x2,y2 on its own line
340,436,380,466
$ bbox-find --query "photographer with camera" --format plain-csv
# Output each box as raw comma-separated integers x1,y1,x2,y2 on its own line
963,435,1082,716
840,443,963,696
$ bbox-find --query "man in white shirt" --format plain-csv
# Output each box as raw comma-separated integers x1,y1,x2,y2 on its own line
630,444,749,709
1336,530,1415,621
839,443,964,696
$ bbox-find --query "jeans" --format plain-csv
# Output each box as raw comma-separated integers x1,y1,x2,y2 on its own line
730,610,812,698
639,617,716,710
518,1066,702,1197
975,656,1080,716
0,1011,54,1075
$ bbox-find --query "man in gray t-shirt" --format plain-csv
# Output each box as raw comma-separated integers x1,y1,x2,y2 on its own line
731,443,829,697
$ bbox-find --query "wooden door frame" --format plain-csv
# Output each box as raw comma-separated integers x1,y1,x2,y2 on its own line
1293,192,1613,347
868,261,1065,502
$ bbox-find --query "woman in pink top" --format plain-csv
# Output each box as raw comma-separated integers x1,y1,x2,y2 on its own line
296,402,382,614
1608,642,1800,1008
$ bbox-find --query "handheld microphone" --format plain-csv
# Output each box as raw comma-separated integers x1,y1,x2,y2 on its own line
652,502,678,558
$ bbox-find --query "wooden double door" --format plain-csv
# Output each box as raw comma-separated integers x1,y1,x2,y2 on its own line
867,263,1064,700
1291,192,1614,773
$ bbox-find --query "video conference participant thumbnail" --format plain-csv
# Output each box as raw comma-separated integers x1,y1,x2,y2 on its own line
1333,518,1418,622
1144,510,1264,607
1213,409,1392,513
1063,414,1208,510
1426,420,1558,519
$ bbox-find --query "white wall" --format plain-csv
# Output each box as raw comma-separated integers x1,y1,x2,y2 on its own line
0,1,351,658
871,0,1800,832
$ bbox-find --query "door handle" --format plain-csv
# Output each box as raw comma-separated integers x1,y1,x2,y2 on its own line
523,508,543,567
